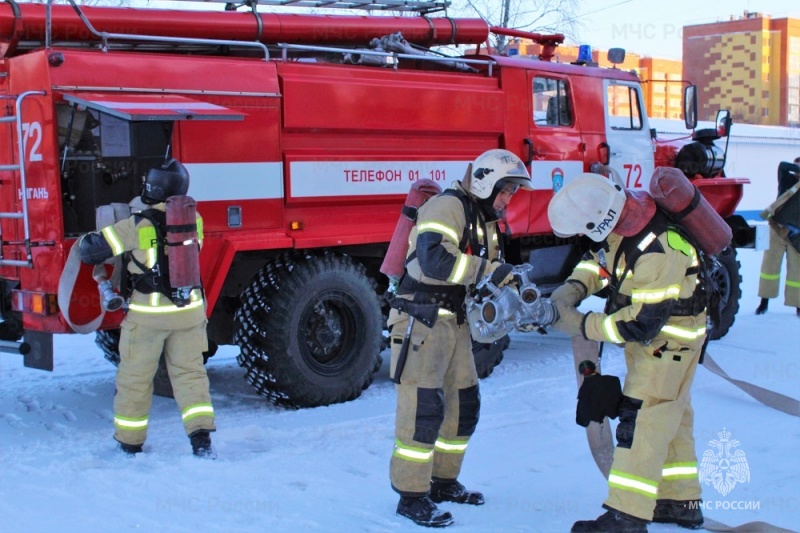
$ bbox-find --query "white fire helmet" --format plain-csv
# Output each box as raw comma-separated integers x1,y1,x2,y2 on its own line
548,172,627,242
468,149,533,199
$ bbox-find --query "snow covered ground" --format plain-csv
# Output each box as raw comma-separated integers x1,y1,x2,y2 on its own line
1,248,798,533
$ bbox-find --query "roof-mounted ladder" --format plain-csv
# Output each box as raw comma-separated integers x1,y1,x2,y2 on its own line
0,91,47,269
178,0,451,15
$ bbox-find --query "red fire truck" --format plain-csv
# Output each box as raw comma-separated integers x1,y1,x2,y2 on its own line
0,0,752,407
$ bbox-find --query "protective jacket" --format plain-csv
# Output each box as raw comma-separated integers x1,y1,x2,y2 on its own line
565,215,707,521
758,162,800,307
573,220,707,356
79,201,215,446
394,183,501,320
389,182,501,497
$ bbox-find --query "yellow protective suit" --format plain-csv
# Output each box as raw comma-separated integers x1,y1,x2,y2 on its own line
389,183,501,496
85,202,215,447
567,224,707,521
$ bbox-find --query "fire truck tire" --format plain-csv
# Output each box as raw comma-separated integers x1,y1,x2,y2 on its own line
94,329,216,398
707,246,742,341
233,253,383,408
472,334,510,379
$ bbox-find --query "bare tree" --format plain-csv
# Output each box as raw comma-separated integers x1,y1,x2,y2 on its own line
450,0,583,54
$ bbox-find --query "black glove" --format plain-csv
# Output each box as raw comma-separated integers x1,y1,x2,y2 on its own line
78,233,114,265
490,262,514,288
576,374,623,427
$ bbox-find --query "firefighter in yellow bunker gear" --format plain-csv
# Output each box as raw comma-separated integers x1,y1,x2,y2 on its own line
756,157,800,316
78,159,215,457
548,173,708,532
387,149,532,527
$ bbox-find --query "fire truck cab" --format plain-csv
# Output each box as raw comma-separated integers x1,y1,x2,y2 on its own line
0,0,749,407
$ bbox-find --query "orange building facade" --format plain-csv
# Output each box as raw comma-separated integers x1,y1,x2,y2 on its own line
683,12,800,126
638,58,684,120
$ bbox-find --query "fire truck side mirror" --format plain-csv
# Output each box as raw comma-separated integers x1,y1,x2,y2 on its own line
715,109,732,138
607,48,625,65
683,85,698,130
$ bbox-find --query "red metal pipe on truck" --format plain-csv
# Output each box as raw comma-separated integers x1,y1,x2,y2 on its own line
0,3,489,48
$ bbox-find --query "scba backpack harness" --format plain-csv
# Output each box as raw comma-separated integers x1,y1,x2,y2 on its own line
128,202,202,308
58,197,202,334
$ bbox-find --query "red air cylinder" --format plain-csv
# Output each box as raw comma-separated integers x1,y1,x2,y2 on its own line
166,195,202,291
649,167,732,256
380,179,442,281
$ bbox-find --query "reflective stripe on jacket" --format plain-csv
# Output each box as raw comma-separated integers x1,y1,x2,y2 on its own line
405,184,499,289
571,229,705,345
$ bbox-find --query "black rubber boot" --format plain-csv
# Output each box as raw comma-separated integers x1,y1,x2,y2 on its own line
119,442,143,456
796,307,800,317
189,430,215,458
396,495,454,528
755,298,769,315
430,479,485,505
653,499,704,529
571,508,647,533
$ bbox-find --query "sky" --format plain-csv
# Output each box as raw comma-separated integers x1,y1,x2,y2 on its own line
572,0,800,60
1,244,798,532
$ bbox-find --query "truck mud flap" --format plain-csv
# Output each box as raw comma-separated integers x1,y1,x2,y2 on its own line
23,331,54,371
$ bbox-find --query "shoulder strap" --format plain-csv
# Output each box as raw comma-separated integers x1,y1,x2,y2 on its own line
439,189,472,252
610,210,669,294
128,208,175,300
440,188,490,256
133,208,166,241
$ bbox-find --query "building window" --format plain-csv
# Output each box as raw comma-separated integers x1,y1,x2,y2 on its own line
789,105,800,123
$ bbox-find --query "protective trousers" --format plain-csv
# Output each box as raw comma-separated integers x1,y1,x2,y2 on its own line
758,225,800,307
114,312,215,446
389,313,480,496
603,330,704,521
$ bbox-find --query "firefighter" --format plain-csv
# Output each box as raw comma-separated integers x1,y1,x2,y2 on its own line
388,149,532,527
547,173,707,532
78,159,216,457
755,157,800,317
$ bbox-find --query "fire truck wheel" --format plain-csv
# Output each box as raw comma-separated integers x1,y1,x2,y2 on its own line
472,334,510,379
234,253,383,408
95,328,217,399
707,246,742,340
